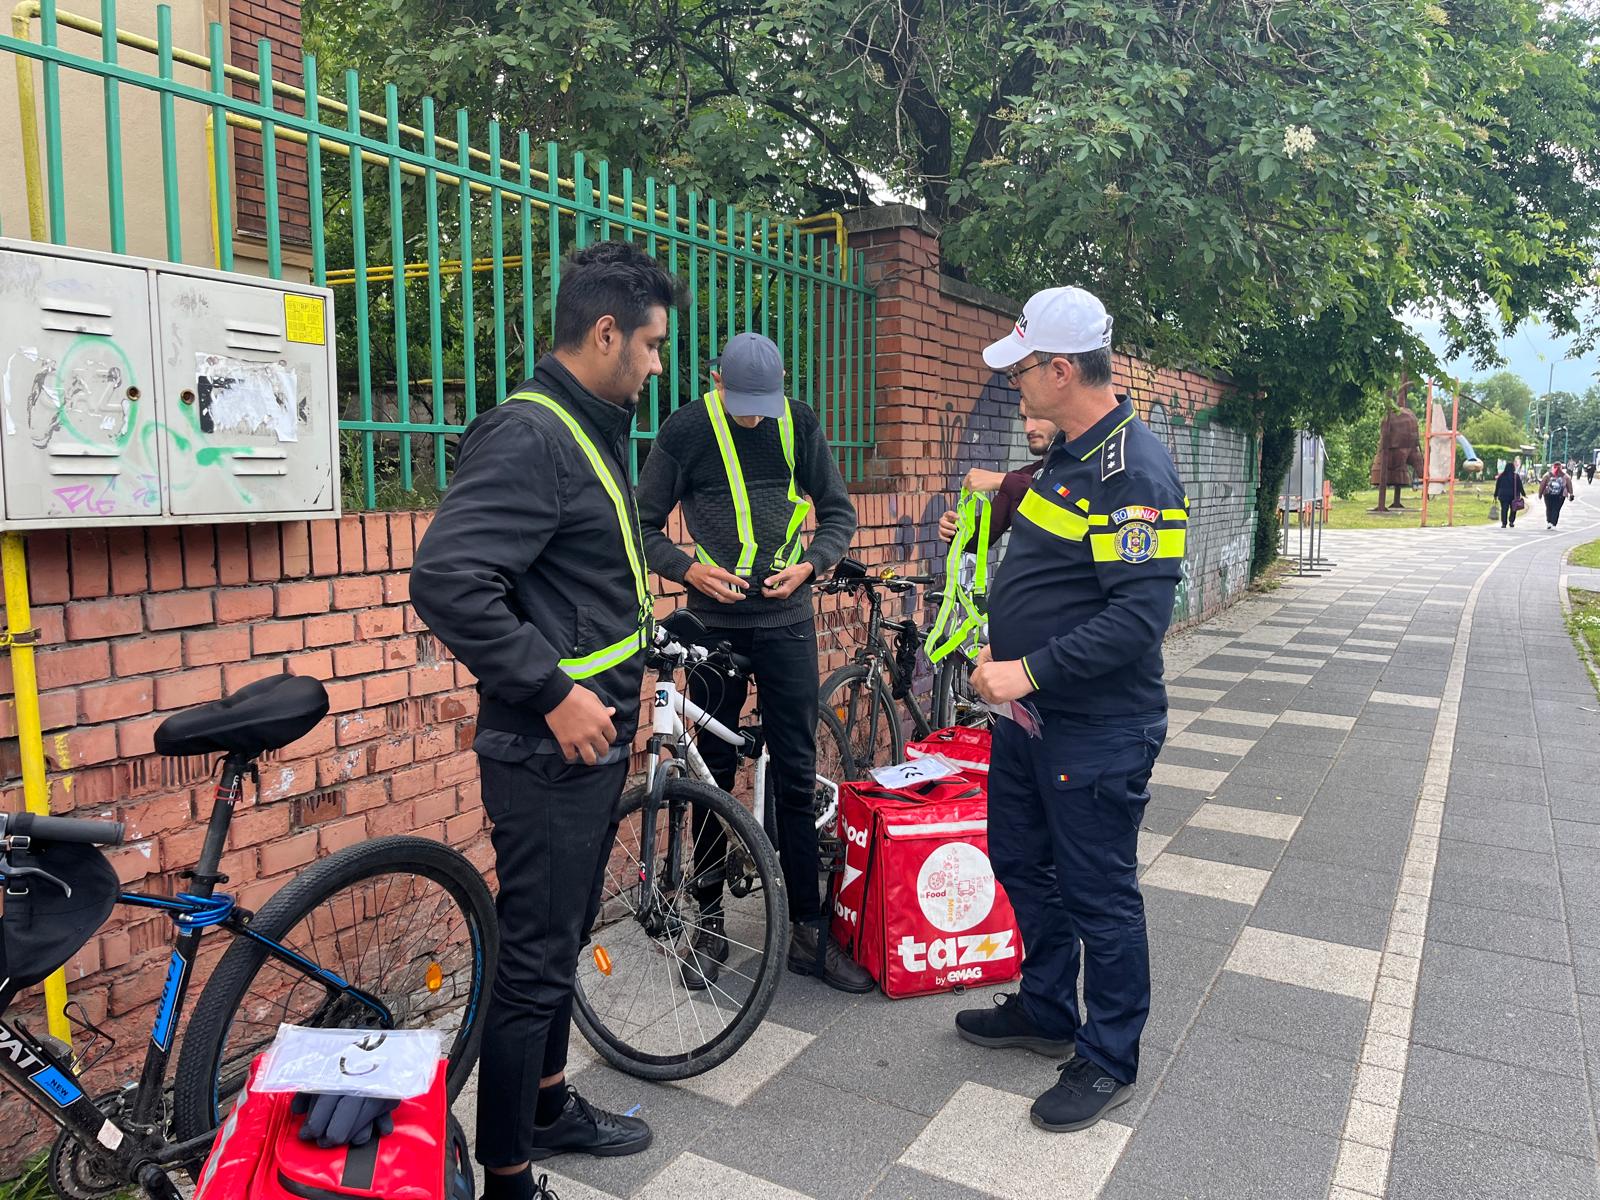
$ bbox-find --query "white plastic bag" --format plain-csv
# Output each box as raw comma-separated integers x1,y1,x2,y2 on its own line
254,1025,443,1099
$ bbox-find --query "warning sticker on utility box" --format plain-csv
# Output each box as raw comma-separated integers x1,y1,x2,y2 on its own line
284,294,326,345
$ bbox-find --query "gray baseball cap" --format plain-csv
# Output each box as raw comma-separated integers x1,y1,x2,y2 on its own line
714,332,786,418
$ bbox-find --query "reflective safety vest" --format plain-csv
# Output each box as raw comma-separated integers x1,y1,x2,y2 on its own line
697,391,812,577
510,392,652,680
924,488,991,663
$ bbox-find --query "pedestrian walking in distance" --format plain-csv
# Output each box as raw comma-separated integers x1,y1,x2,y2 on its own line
959,286,1187,1134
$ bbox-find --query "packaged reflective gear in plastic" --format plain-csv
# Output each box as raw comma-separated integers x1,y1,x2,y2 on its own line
903,727,993,775
256,1025,443,1100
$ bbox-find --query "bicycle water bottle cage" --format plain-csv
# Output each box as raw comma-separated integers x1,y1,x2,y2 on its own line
153,673,329,760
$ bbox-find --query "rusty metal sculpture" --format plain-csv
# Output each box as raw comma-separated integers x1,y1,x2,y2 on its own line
1369,387,1424,512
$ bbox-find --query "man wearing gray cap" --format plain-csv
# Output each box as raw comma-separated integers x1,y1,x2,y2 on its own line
636,331,868,992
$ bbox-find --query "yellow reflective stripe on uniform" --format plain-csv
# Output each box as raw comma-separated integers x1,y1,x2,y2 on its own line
1161,508,1189,523
1087,514,1111,526
559,628,648,679
1074,498,1091,512
511,391,651,677
701,391,810,573
1017,489,1089,541
1081,413,1135,459
1089,528,1186,562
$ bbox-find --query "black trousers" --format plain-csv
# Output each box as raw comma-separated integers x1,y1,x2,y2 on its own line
688,615,822,922
473,746,625,1168
1547,495,1565,527
1499,499,1517,527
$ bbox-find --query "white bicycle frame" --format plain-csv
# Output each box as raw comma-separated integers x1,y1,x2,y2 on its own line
646,641,838,837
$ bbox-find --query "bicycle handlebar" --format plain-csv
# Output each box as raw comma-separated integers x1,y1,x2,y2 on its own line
650,627,753,679
5,812,126,847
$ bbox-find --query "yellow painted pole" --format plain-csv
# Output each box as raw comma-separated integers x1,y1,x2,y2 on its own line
1,533,72,1047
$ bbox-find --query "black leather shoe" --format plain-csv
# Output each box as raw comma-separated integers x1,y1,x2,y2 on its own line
787,922,874,993
528,1087,653,1160
680,913,728,992
955,992,1075,1058
1030,1055,1133,1132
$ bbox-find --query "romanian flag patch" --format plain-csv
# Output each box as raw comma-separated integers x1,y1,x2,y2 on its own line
1055,484,1071,499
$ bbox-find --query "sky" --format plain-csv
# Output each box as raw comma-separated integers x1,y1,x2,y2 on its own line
1407,308,1599,399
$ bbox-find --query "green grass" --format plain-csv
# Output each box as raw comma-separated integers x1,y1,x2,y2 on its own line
1570,538,1600,570
1568,588,1600,700
1317,483,1495,531
0,1152,138,1199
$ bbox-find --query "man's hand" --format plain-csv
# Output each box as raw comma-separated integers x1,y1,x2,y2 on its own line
970,658,1035,704
962,467,1007,493
685,562,750,604
761,561,814,600
938,510,960,543
546,685,617,764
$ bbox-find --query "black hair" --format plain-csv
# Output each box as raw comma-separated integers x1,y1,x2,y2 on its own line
553,240,683,350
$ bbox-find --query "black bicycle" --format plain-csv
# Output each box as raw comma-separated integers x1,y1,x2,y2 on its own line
0,673,496,1199
816,557,990,778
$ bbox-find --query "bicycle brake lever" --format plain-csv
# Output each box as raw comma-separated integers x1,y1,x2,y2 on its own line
3,863,73,898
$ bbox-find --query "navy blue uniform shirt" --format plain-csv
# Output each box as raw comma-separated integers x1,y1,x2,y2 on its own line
988,395,1188,717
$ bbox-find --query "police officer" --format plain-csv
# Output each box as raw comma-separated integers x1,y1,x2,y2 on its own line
412,242,681,1198
959,286,1186,1133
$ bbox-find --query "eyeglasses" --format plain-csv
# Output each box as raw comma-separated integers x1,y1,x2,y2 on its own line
1003,357,1048,386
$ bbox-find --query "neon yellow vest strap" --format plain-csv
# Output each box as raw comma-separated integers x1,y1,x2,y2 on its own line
701,391,812,575
924,489,991,664
510,392,651,680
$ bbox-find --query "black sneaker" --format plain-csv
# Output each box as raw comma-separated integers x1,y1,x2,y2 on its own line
528,1086,653,1160
955,992,1076,1058
788,922,875,993
680,913,728,992
1030,1055,1133,1132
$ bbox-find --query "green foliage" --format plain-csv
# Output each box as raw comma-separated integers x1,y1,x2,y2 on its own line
1469,371,1536,429
1463,406,1520,450
1323,397,1384,499
1472,443,1522,470
1252,423,1297,574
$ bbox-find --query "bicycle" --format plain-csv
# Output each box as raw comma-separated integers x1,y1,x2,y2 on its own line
0,672,496,1199
573,609,856,1081
816,556,990,777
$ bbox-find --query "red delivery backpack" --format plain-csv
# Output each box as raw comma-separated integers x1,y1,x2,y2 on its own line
903,726,992,776
195,1056,473,1200
830,773,1022,998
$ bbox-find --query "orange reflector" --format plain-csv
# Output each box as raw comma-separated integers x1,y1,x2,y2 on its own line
834,706,848,721
593,946,613,976
425,963,443,992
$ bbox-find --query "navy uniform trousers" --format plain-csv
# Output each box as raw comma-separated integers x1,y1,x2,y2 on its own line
987,710,1167,1084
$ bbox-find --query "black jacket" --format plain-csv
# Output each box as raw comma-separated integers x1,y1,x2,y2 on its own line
411,356,648,744
1494,467,1524,504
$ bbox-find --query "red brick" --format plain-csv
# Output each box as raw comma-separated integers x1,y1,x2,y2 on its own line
226,804,292,850
117,714,166,758
355,609,403,639
36,642,111,690
32,605,66,646
69,530,110,598
281,522,312,577
146,525,185,591
216,586,274,624
304,612,355,646
310,519,340,576
331,576,382,610
215,525,251,585
365,799,416,838
252,620,306,655
59,723,118,767
414,725,455,761
319,815,367,855
325,679,363,713
145,591,214,631
154,667,222,710
108,529,148,594
413,789,456,825
0,690,76,738
121,792,193,839
384,638,419,669
107,841,157,886
248,523,282,581
337,516,365,572
433,691,477,722
223,660,283,692
390,763,436,801
363,673,409,706
362,514,390,570
182,526,218,587
383,573,410,604
335,710,384,745
287,649,333,679
342,779,388,813
184,627,252,667
258,828,318,875
387,514,415,568
318,747,365,786
26,532,70,603
368,737,414,772
64,596,142,640
277,581,331,617
444,809,482,845
410,662,453,695
287,720,337,758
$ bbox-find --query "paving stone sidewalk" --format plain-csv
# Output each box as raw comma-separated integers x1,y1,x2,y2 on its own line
457,499,1600,1200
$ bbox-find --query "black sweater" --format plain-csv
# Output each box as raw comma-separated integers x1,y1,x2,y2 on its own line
636,397,857,628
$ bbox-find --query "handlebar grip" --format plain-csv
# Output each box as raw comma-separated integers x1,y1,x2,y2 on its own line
728,651,756,677
9,813,126,847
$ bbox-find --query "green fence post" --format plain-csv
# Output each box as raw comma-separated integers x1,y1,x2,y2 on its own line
384,83,413,494
421,98,447,493
99,0,125,253
256,38,282,279
667,184,681,416
520,132,534,378
546,140,561,346
488,122,507,402
208,21,233,268
345,69,375,507
303,53,325,287
456,108,477,426
156,4,182,261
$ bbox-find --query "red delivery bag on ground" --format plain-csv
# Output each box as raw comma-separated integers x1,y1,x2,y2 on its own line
904,726,992,775
195,1055,472,1200
831,771,1022,998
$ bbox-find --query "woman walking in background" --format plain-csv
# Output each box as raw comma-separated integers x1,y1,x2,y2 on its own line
1539,462,1571,529
1495,459,1525,528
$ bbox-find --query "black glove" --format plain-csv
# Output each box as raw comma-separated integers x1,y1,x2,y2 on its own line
291,1091,400,1148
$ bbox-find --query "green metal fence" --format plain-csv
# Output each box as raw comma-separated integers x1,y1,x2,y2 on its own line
0,1,877,507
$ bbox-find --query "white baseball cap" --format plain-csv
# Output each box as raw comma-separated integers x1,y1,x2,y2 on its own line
982,286,1114,370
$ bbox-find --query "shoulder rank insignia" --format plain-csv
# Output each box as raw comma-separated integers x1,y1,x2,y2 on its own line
1112,505,1160,524
1101,428,1127,480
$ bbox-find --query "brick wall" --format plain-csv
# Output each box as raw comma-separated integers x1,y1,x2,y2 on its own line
228,0,312,249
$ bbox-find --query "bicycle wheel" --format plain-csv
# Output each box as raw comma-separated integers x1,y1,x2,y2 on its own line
819,663,903,775
171,836,496,1139
574,777,786,1080
932,652,994,731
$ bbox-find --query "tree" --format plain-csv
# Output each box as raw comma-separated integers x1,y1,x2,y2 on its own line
1469,371,1536,431
1463,407,1520,451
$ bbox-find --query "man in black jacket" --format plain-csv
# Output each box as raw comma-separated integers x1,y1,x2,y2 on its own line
411,242,680,1199
635,331,869,992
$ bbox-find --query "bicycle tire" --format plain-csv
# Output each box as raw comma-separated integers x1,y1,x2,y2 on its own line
932,653,993,731
573,778,786,1081
170,836,497,1141
819,662,903,775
